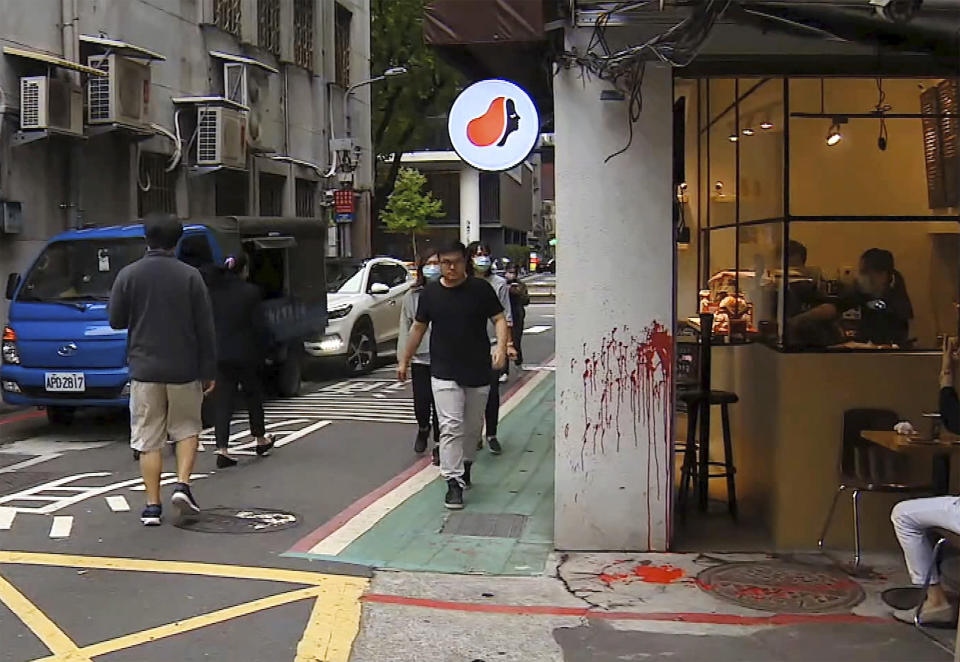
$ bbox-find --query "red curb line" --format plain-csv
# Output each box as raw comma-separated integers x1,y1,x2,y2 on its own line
286,354,556,555
0,410,43,427
361,593,891,627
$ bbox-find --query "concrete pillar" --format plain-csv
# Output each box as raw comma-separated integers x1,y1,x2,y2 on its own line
554,62,675,551
459,166,480,246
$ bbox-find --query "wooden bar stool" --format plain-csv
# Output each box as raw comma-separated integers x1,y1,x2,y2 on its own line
677,389,739,518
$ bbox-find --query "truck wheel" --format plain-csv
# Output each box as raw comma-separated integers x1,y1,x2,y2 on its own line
346,322,376,375
46,406,75,426
277,355,302,397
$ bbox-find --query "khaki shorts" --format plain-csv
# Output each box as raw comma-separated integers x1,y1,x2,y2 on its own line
130,380,203,452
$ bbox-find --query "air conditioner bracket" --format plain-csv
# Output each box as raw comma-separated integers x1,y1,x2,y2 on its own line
12,129,87,147
85,123,156,141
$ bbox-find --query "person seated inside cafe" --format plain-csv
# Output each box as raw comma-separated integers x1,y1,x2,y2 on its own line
889,337,960,625
787,248,913,349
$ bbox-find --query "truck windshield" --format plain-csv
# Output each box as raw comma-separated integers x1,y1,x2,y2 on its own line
18,238,146,303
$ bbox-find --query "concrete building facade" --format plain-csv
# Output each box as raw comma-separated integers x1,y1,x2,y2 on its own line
0,0,372,324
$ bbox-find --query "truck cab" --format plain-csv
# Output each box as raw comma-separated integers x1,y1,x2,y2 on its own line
2,218,326,425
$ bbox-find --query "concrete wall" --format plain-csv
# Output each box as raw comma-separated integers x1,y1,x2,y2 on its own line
0,0,370,323
554,49,675,550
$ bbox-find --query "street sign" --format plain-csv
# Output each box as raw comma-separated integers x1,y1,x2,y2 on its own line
448,79,540,172
334,189,355,214
335,213,354,224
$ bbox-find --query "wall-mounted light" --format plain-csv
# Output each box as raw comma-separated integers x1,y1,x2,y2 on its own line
714,180,724,195
742,127,755,136
826,116,847,146
728,134,738,143
760,121,774,130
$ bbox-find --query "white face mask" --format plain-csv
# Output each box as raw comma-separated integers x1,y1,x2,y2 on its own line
472,255,492,272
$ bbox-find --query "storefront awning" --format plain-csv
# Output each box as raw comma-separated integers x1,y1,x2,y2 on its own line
79,35,166,61
209,51,279,75
2,46,108,77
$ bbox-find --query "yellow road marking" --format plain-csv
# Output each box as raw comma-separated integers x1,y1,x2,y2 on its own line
0,572,92,662
0,550,332,586
0,551,370,662
295,578,368,662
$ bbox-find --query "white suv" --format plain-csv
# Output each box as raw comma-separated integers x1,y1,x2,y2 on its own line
305,257,413,374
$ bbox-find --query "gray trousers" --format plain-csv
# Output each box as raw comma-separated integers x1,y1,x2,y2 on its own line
431,378,490,485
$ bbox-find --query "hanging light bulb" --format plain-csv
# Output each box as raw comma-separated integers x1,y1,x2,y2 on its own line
826,117,846,146
760,121,774,130
728,133,739,142
742,127,755,136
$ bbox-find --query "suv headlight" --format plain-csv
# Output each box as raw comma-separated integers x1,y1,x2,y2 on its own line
327,304,353,320
1,326,19,365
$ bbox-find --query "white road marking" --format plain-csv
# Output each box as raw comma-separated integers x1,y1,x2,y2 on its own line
49,516,72,538
274,420,332,448
308,464,440,556
105,495,130,512
524,325,552,334
0,454,60,474
522,365,557,372
0,507,15,529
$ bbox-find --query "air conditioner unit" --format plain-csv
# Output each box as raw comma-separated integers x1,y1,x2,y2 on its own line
87,54,151,127
196,105,247,169
19,75,83,134
223,62,274,153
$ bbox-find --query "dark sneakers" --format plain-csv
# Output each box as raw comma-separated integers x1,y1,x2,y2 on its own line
487,436,502,455
171,483,200,515
445,479,464,510
140,504,162,526
414,427,430,454
256,434,276,457
463,461,473,489
432,446,440,466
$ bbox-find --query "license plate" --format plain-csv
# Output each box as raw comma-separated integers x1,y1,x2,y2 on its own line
45,373,85,392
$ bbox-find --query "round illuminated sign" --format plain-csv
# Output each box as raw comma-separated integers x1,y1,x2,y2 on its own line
448,79,540,172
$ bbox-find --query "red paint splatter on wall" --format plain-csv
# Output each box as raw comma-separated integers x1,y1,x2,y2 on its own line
599,564,685,586
571,323,673,549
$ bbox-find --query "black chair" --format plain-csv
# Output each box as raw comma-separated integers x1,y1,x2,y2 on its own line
818,408,933,573
677,388,739,518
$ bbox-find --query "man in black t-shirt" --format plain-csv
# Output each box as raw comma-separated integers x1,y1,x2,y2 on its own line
399,241,509,510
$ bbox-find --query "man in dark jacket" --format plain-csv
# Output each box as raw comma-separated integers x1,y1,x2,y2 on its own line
109,213,216,526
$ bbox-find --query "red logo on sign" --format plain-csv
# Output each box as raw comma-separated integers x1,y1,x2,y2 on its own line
467,97,520,148
334,190,354,214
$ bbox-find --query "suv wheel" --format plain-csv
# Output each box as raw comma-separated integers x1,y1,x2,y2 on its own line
346,323,376,374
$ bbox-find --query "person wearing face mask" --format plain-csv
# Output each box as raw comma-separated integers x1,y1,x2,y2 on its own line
467,242,517,455
399,250,442,464
505,265,530,367
788,248,913,348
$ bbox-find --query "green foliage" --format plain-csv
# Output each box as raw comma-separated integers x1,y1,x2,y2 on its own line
505,244,531,269
371,0,462,211
381,168,444,256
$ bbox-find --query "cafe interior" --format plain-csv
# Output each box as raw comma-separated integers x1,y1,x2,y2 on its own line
673,75,960,558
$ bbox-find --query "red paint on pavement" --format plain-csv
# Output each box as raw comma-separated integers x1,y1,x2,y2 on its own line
599,564,685,586
287,354,555,555
361,593,890,627
0,410,43,427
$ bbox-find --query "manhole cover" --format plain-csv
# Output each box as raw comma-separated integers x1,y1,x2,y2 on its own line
174,507,299,534
696,561,864,613
442,513,526,538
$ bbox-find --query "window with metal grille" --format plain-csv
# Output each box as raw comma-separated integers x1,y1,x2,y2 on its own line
294,0,316,71
296,179,317,217
259,173,285,216
258,0,281,56
214,0,242,37
334,3,351,86
138,153,177,217
921,79,959,209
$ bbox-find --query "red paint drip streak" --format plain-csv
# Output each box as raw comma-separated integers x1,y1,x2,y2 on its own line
361,594,889,627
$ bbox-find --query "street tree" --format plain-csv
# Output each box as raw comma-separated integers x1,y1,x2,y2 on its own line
372,0,462,215
381,168,444,258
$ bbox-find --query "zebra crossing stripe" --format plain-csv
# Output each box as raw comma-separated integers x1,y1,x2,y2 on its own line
49,516,72,538
105,496,130,512
0,508,15,530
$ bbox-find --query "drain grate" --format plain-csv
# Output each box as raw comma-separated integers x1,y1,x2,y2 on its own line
697,561,865,613
0,472,58,494
442,513,527,539
174,507,299,534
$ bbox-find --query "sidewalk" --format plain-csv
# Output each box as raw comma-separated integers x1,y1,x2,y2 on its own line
340,376,955,661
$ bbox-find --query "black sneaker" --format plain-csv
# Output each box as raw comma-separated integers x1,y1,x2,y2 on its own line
140,504,162,526
487,436,502,455
171,483,200,515
414,427,429,454
255,434,276,457
444,479,464,510
431,446,440,466
463,461,473,489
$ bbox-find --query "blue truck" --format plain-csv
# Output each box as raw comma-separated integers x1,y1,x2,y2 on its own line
1,217,327,425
